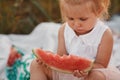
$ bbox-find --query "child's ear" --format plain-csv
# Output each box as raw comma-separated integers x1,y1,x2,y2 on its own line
96,7,104,17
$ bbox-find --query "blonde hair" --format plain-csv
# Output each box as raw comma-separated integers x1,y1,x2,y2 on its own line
59,0,111,20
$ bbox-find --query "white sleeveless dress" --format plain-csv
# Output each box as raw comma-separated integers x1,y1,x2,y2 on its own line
64,19,107,61
52,20,120,80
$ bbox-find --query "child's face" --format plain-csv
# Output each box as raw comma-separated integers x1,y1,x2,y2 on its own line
64,4,98,35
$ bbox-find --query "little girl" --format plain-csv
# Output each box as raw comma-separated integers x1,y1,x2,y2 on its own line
30,0,120,80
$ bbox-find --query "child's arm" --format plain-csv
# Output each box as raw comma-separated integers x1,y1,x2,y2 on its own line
73,28,113,78
57,23,68,56
93,28,113,69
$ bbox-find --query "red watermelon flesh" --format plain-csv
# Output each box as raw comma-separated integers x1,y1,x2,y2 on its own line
33,48,93,73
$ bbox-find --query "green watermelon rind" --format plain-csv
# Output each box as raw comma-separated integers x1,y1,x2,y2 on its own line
50,62,93,74
32,49,74,73
32,49,39,58
32,48,93,74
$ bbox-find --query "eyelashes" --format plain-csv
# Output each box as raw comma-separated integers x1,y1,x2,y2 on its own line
68,17,88,21
79,18,88,21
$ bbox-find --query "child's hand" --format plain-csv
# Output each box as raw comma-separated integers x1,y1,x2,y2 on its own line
36,58,44,65
36,58,49,69
73,70,88,78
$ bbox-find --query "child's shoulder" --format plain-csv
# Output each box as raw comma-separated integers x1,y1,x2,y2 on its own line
59,23,66,33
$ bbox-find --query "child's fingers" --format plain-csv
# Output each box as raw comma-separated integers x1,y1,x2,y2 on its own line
79,71,88,77
36,59,49,68
73,70,82,78
36,59,43,64
36,58,40,62
73,70,88,78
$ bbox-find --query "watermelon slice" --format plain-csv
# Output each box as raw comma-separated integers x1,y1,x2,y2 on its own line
32,48,93,73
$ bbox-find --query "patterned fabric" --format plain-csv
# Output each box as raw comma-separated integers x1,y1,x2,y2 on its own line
6,46,35,80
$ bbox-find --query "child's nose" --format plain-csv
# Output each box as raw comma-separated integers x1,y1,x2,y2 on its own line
74,20,81,27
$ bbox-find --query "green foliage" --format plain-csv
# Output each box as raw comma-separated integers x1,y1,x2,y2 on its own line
110,0,120,15
0,0,61,34
0,0,120,34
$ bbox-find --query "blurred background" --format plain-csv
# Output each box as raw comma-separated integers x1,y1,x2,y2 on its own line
0,0,120,34
0,1,120,80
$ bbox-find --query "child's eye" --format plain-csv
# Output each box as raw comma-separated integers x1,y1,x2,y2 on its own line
79,18,88,21
68,17,74,20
